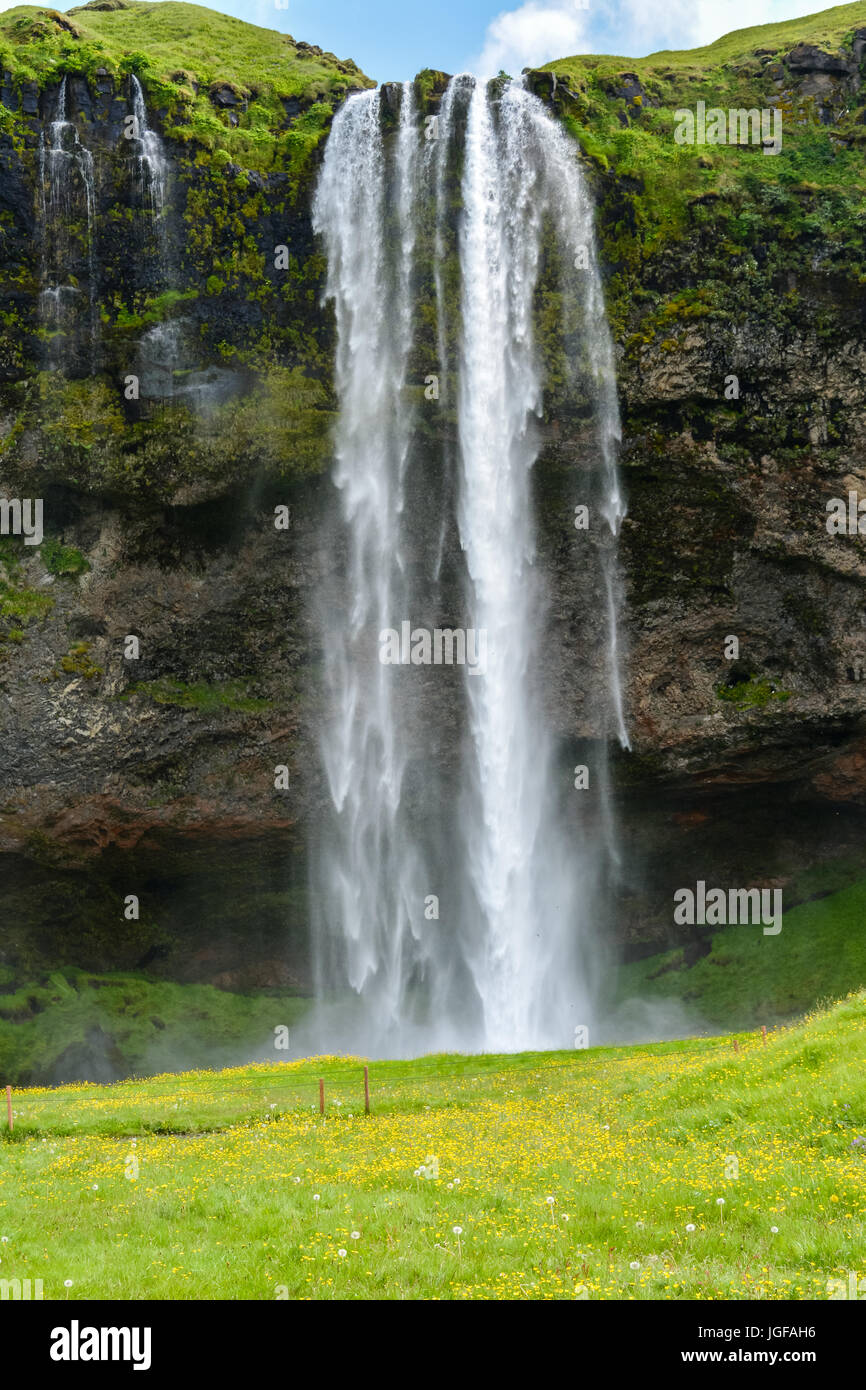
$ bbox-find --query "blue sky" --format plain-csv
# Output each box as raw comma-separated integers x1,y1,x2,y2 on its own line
40,0,845,80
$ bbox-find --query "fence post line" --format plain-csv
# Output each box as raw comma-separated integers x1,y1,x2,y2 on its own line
319,1078,324,1116
5,1085,12,1132
762,1025,767,1045
364,1065,370,1116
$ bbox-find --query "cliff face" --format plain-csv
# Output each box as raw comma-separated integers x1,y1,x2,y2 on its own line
536,9,866,943
0,3,368,999
3,1,866,1018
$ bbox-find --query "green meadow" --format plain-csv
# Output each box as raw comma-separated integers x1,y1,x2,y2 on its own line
0,992,863,1299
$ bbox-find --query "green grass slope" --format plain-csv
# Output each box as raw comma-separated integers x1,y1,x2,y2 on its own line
0,993,863,1299
0,2,373,164
539,2,866,336
0,967,310,1086
615,878,866,1028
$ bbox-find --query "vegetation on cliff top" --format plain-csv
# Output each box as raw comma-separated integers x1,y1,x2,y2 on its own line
539,3,866,338
0,2,372,162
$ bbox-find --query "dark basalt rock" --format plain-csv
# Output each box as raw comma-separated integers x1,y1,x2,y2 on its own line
209,82,247,110
380,80,403,116
524,69,557,102
20,80,39,116
786,43,856,75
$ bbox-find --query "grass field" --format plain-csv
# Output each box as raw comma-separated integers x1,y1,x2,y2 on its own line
0,992,863,1300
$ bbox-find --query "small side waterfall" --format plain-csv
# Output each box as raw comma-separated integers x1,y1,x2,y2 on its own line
311,77,629,1054
38,75,97,353
130,75,168,225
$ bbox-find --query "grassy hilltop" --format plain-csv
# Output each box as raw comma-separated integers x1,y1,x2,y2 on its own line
0,1,373,165
535,2,866,336
0,992,863,1299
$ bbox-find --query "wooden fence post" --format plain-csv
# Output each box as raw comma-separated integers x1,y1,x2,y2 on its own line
364,1065,370,1116
5,1085,12,1133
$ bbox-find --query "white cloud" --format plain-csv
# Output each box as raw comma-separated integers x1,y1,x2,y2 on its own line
474,0,843,77
611,0,834,56
476,1,591,78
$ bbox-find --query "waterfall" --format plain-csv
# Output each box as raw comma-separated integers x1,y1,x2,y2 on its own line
456,79,572,1049
38,75,97,352
311,84,439,1049
130,75,168,224
311,77,629,1054
508,90,631,753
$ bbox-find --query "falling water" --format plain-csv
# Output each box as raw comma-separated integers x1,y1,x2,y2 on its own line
39,75,97,349
455,79,566,1049
311,84,445,1050
130,75,168,223
311,77,629,1054
509,90,631,753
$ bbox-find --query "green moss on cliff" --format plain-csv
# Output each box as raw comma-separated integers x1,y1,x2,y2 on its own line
542,4,866,338
124,676,270,714
39,537,90,576
0,537,54,624
3,360,333,499
0,2,373,169
51,640,103,680
716,674,792,707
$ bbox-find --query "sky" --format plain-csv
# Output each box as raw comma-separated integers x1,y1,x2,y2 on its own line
1,0,846,80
